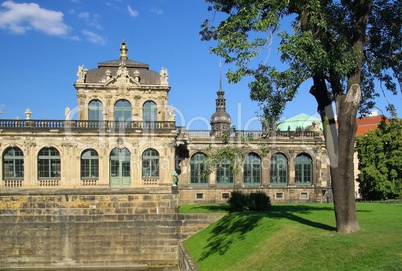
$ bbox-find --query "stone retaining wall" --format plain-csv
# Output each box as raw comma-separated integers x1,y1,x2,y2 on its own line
0,188,180,269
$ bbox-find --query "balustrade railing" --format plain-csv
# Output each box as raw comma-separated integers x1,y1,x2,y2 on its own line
176,127,321,139
0,120,176,130
143,178,159,186
81,179,98,186
38,179,60,187
2,179,23,187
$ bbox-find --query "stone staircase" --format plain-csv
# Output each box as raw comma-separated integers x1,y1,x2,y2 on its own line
179,213,226,240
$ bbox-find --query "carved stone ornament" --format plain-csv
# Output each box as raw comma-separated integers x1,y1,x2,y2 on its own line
160,67,168,85
76,65,88,83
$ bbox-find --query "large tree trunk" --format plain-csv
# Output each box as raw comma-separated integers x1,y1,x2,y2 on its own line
330,85,361,234
311,77,361,233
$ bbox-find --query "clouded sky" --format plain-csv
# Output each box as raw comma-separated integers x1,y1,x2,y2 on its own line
0,0,400,130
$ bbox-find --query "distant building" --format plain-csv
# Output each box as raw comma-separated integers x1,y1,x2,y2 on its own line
354,110,388,198
0,40,331,203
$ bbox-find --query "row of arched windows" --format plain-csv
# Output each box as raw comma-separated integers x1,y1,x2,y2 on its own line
2,147,160,183
89,99,157,121
190,152,313,186
2,147,313,186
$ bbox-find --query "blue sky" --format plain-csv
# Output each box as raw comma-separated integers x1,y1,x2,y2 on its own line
0,0,400,130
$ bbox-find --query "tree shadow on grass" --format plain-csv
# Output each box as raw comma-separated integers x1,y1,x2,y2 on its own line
267,205,337,231
191,204,230,213
198,205,336,261
199,212,266,261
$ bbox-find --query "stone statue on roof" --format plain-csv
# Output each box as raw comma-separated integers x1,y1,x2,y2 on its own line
76,65,88,83
65,107,71,120
160,67,168,85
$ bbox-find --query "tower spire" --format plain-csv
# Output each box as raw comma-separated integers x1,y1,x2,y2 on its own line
219,59,222,91
210,61,231,133
120,39,128,60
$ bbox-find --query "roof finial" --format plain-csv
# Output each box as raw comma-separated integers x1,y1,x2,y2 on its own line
120,39,128,60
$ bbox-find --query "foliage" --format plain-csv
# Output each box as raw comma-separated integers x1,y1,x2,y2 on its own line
200,0,402,233
184,203,402,271
228,190,271,212
356,118,402,200
201,0,402,119
249,191,272,211
228,190,252,212
200,128,262,179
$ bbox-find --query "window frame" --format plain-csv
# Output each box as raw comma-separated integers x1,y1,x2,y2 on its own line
190,152,209,186
3,147,24,180
114,99,132,121
216,158,234,186
88,99,103,121
295,153,313,185
37,147,61,179
270,153,288,186
243,153,262,186
142,100,157,122
142,148,159,179
80,149,99,179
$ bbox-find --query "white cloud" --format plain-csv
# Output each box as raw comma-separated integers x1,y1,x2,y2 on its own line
150,7,163,15
71,35,80,41
0,1,70,36
82,30,106,45
127,5,138,17
78,12,90,19
78,12,101,29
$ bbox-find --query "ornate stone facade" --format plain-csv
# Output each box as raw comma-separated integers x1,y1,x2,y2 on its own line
0,40,332,203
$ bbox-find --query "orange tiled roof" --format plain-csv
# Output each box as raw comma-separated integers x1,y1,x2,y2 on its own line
355,115,387,135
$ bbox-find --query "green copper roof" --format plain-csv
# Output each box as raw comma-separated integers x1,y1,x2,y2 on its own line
277,113,321,131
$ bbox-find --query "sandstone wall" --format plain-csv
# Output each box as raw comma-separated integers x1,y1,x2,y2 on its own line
0,188,181,269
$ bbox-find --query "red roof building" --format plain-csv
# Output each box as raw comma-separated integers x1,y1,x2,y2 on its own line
356,114,388,136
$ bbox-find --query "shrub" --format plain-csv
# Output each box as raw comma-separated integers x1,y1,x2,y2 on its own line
228,190,271,212
249,191,271,211
228,190,251,212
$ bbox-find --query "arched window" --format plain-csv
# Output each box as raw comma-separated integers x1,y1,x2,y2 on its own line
81,149,99,179
142,148,159,178
114,99,132,121
295,153,313,185
190,153,208,185
244,153,261,185
216,158,234,185
38,147,60,179
270,153,288,185
3,147,24,179
110,147,131,187
88,100,103,121
142,101,157,122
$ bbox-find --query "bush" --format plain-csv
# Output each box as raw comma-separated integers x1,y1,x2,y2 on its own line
250,191,271,211
228,190,271,212
228,190,251,212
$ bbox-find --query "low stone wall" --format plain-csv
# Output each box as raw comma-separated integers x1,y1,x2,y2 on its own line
178,243,199,271
0,188,181,269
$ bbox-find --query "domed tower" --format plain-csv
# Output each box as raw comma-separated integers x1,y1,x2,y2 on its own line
210,72,231,134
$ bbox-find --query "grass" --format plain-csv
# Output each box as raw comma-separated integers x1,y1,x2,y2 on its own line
178,203,229,213
182,203,402,271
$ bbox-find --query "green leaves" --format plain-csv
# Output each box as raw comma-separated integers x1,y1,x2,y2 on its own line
200,0,402,121
356,118,402,200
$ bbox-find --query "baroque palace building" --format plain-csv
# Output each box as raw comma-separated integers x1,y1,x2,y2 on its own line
0,40,331,204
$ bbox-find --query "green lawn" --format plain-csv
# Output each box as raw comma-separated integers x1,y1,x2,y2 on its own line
183,203,402,271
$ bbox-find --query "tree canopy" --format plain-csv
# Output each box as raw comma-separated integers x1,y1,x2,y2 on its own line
200,0,402,233
201,0,401,121
356,118,402,200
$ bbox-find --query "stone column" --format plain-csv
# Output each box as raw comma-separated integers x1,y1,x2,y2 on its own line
288,151,295,186
261,156,270,187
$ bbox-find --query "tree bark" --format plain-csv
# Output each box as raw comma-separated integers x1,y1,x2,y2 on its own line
311,76,361,233
331,85,361,233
